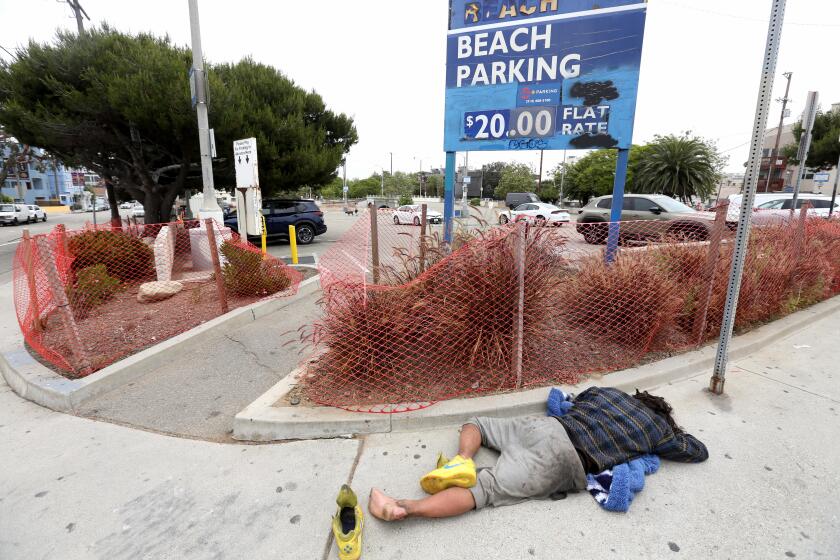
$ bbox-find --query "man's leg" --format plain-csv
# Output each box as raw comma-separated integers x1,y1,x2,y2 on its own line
369,487,475,521
457,422,481,459
369,423,482,522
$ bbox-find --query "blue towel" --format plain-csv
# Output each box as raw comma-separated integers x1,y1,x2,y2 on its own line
546,388,574,417
586,455,660,512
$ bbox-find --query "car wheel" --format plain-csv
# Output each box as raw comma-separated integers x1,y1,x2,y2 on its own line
393,216,400,225
13,218,18,226
413,216,421,226
535,216,546,226
499,214,509,225
43,215,47,222
296,223,316,245
581,222,608,244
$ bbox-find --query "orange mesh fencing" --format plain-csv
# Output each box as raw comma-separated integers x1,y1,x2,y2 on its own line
13,219,303,377
302,205,840,412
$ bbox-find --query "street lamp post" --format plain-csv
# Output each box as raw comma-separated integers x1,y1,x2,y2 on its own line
188,0,222,222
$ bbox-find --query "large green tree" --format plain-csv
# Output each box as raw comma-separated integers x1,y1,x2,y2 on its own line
0,27,357,223
783,109,840,169
633,135,724,202
481,161,508,195
557,145,651,205
494,163,535,199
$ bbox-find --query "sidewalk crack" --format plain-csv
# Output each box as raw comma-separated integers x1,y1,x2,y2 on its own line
223,334,274,372
321,437,366,560
734,364,840,404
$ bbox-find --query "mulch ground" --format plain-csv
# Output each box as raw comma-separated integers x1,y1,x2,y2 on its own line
37,269,316,378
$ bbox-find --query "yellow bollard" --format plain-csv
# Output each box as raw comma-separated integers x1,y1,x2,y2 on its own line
260,214,268,259
288,225,299,264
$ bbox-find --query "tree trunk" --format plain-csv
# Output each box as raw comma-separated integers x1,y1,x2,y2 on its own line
105,181,121,228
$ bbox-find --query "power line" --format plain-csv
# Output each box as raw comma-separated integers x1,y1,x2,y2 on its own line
0,44,16,60
659,0,840,28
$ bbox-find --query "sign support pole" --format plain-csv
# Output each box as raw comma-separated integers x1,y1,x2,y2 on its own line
444,151,456,244
829,147,840,218
711,0,787,395
605,148,630,264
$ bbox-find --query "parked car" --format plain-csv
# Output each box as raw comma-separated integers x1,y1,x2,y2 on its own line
27,204,47,222
119,202,133,209
129,203,145,218
576,194,715,244
0,203,32,225
498,203,570,226
393,205,443,225
505,192,540,209
751,196,840,226
224,199,327,245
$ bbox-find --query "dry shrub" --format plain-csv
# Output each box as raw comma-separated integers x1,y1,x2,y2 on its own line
559,251,682,351
305,225,569,402
68,229,155,283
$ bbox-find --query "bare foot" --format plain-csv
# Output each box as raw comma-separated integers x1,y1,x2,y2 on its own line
368,488,407,521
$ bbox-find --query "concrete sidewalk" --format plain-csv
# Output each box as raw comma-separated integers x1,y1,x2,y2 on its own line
1,310,838,558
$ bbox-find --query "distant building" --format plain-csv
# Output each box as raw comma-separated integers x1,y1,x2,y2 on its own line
759,102,839,195
1,143,75,205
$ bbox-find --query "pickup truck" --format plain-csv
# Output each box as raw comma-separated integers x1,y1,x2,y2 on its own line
0,203,33,226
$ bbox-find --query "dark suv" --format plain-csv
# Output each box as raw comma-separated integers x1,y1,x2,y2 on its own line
224,199,327,245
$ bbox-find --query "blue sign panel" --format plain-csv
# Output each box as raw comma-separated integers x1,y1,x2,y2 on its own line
444,0,647,152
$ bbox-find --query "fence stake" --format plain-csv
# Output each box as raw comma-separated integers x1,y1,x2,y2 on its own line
512,222,526,389
691,201,730,346
34,236,92,376
22,229,42,333
204,219,229,314
791,201,811,282
369,204,380,284
55,223,70,259
419,204,428,274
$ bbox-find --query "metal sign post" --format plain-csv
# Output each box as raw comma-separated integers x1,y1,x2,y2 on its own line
711,0,787,395
790,91,819,217
830,139,840,218
233,137,262,237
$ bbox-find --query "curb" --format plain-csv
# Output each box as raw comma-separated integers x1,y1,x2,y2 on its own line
0,275,321,414
233,294,840,441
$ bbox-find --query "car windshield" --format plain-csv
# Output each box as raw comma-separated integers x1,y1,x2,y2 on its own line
650,196,696,213
0,205,13,212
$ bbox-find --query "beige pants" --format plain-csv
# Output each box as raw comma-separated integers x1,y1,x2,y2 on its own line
466,416,587,509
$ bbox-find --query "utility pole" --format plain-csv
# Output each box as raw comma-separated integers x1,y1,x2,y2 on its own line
389,152,393,195
188,0,222,222
66,0,89,34
711,0,787,395
763,72,793,192
537,150,544,193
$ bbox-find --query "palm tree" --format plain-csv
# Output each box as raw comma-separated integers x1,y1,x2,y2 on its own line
634,135,723,203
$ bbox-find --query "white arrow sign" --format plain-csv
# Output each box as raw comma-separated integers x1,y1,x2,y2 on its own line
234,137,259,189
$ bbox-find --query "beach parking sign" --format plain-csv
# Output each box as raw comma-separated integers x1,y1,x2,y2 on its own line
444,0,647,152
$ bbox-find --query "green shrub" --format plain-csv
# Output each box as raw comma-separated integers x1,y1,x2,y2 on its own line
469,198,481,207
398,194,414,206
67,264,121,315
68,230,155,283
220,241,292,297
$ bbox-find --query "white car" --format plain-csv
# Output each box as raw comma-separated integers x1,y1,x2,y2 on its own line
751,196,840,226
119,202,132,209
27,204,47,222
0,203,32,226
499,203,571,226
129,203,145,218
393,205,443,226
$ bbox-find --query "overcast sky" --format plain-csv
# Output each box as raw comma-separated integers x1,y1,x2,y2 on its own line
1,0,838,180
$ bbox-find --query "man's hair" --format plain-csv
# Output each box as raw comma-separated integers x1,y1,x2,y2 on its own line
633,390,684,435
